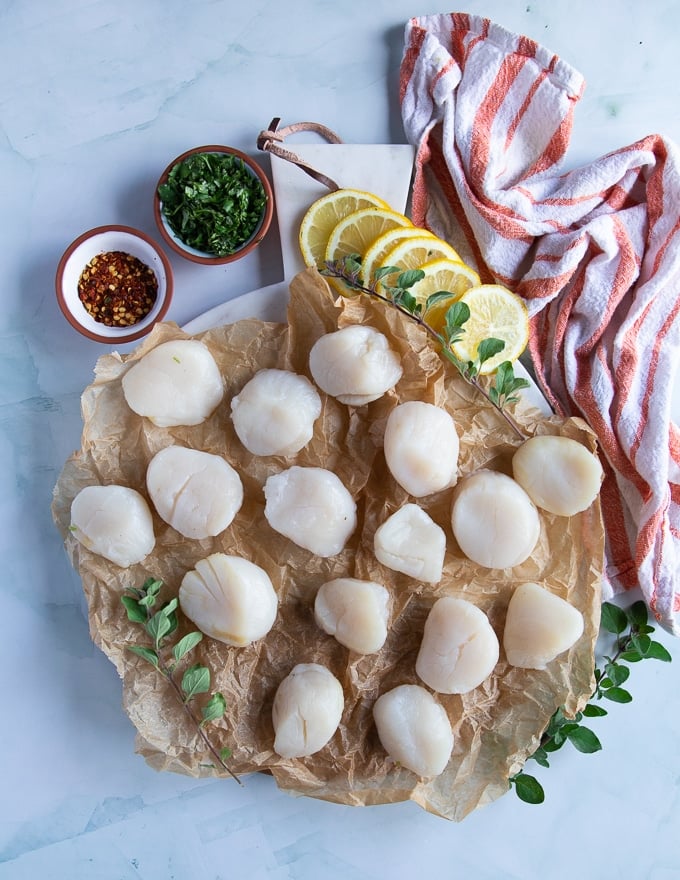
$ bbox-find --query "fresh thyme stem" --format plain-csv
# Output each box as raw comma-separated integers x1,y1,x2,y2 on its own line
322,262,528,440
122,578,241,785
158,652,242,785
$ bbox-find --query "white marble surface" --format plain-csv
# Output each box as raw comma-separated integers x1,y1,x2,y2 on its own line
1,1,679,878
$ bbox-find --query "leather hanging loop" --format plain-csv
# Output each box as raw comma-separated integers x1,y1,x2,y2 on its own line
257,117,343,192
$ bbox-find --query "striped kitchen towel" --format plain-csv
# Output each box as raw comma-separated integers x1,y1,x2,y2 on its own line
400,12,680,635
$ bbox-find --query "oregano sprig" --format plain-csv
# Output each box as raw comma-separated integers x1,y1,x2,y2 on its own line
322,257,530,439
509,599,672,804
122,577,241,784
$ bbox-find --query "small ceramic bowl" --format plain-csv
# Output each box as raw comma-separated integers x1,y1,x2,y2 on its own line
153,144,274,265
55,225,173,344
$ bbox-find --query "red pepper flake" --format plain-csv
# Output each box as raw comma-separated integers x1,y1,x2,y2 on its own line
78,251,158,327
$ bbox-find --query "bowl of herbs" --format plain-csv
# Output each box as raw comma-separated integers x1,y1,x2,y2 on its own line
154,145,274,265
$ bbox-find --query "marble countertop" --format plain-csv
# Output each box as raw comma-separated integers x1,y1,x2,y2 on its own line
1,2,679,878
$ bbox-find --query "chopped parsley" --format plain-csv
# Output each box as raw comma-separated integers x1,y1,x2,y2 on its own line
158,152,267,256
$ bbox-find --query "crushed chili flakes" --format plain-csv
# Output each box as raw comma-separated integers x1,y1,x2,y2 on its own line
78,251,158,327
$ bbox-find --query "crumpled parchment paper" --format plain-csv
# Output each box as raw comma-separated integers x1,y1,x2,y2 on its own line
52,268,604,821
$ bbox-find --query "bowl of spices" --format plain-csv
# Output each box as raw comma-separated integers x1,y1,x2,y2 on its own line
154,144,273,265
55,225,173,343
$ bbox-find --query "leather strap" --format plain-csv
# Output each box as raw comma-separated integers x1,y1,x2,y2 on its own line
257,117,343,191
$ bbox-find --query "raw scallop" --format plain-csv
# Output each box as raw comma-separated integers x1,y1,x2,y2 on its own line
263,466,357,557
230,368,322,456
450,470,540,569
373,503,446,583
416,597,499,694
146,445,243,539
373,684,453,778
308,324,402,405
70,484,155,567
272,663,344,758
503,581,584,669
178,553,277,647
383,400,459,497
122,339,224,427
314,577,390,654
512,434,603,516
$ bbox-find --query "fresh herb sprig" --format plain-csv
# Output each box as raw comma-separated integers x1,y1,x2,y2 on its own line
158,152,266,256
322,257,530,438
122,577,241,784
510,599,672,804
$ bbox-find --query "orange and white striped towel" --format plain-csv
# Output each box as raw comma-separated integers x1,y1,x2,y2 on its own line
400,12,680,634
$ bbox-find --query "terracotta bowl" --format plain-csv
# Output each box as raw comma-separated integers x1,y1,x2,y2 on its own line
55,225,173,344
153,144,274,265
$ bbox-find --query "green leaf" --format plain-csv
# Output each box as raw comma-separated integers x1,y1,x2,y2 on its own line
646,640,672,662
583,703,608,717
201,692,227,725
172,631,203,663
121,595,148,624
392,288,418,314
620,649,643,663
127,645,160,670
181,663,211,701
145,599,179,647
626,600,649,626
531,747,550,768
604,662,630,686
396,269,425,289
603,687,633,703
425,290,456,310
444,301,470,340
631,633,652,656
566,726,602,754
374,265,401,281
220,746,233,763
512,772,545,804
477,337,505,365
600,602,627,634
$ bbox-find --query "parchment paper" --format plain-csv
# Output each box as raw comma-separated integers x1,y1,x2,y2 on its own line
52,268,604,821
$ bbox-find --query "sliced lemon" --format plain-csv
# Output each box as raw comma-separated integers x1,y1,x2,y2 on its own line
410,258,481,317
378,235,462,280
362,226,437,284
449,284,529,374
298,188,390,268
324,207,412,265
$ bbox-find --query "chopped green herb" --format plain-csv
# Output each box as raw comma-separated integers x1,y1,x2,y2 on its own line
158,152,267,256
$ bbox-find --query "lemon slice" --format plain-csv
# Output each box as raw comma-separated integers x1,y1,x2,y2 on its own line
409,258,481,319
378,235,462,280
299,189,390,268
324,207,412,265
362,226,437,284
450,284,529,375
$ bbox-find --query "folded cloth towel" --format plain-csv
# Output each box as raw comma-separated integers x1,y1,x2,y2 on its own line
400,12,680,635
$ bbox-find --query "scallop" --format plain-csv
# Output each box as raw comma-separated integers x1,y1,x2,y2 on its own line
512,435,603,516
314,578,390,654
69,484,155,567
416,597,499,694
450,470,540,569
178,553,277,647
230,368,322,456
308,324,403,405
373,684,453,778
373,503,446,583
146,445,243,539
263,466,357,557
121,339,224,427
384,400,459,497
272,663,344,758
503,581,584,669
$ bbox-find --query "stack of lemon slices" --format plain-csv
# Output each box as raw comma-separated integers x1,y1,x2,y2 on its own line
298,188,529,375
